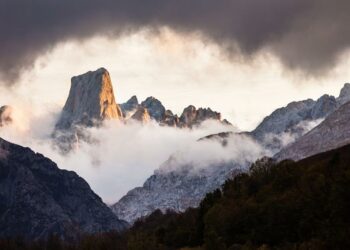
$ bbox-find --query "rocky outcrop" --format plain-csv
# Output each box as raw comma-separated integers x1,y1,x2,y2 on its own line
120,96,231,128
140,97,166,122
112,158,243,224
0,105,12,127
162,110,180,127
179,105,222,128
55,68,123,130
0,138,127,240
131,106,151,123
111,133,262,223
275,100,350,161
120,95,139,118
337,82,350,106
249,84,350,152
53,68,123,152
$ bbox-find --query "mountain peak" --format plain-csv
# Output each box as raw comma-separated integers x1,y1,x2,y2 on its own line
179,105,221,127
131,106,151,123
0,105,13,127
337,83,350,105
141,97,166,121
127,95,138,105
56,68,123,130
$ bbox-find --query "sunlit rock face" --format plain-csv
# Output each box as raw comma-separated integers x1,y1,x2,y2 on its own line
130,106,151,124
0,138,128,240
0,105,13,127
53,68,123,152
56,68,123,130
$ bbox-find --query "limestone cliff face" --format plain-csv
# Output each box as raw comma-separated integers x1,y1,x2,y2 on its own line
56,68,122,130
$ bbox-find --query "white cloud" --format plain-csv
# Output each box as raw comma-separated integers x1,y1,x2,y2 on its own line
0,105,246,204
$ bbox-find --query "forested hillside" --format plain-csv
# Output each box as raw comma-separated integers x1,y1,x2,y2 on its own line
2,144,350,249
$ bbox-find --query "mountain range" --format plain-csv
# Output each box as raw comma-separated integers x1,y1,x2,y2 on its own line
52,68,231,152
1,67,350,239
112,81,350,223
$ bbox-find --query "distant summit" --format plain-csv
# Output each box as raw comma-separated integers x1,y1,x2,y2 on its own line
275,100,350,161
0,105,13,127
53,68,123,152
131,106,151,123
120,96,231,128
55,68,123,130
120,95,139,117
248,83,350,152
337,82,350,106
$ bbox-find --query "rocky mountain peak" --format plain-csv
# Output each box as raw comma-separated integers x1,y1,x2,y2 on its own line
337,83,350,106
120,95,139,117
275,100,350,161
55,68,123,130
179,105,221,127
127,95,138,106
131,106,151,123
311,94,337,119
0,105,13,127
141,97,166,122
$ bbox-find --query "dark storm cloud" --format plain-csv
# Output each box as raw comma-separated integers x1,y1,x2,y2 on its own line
0,0,349,84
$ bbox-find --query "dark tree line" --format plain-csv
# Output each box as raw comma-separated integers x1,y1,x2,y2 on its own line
2,144,350,249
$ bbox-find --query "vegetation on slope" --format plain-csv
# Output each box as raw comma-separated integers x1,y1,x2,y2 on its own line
2,144,350,249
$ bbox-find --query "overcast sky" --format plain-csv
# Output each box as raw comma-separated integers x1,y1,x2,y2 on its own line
1,1,350,130
1,29,350,130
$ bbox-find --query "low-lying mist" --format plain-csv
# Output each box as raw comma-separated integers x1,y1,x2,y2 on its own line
0,102,324,205
0,105,262,204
